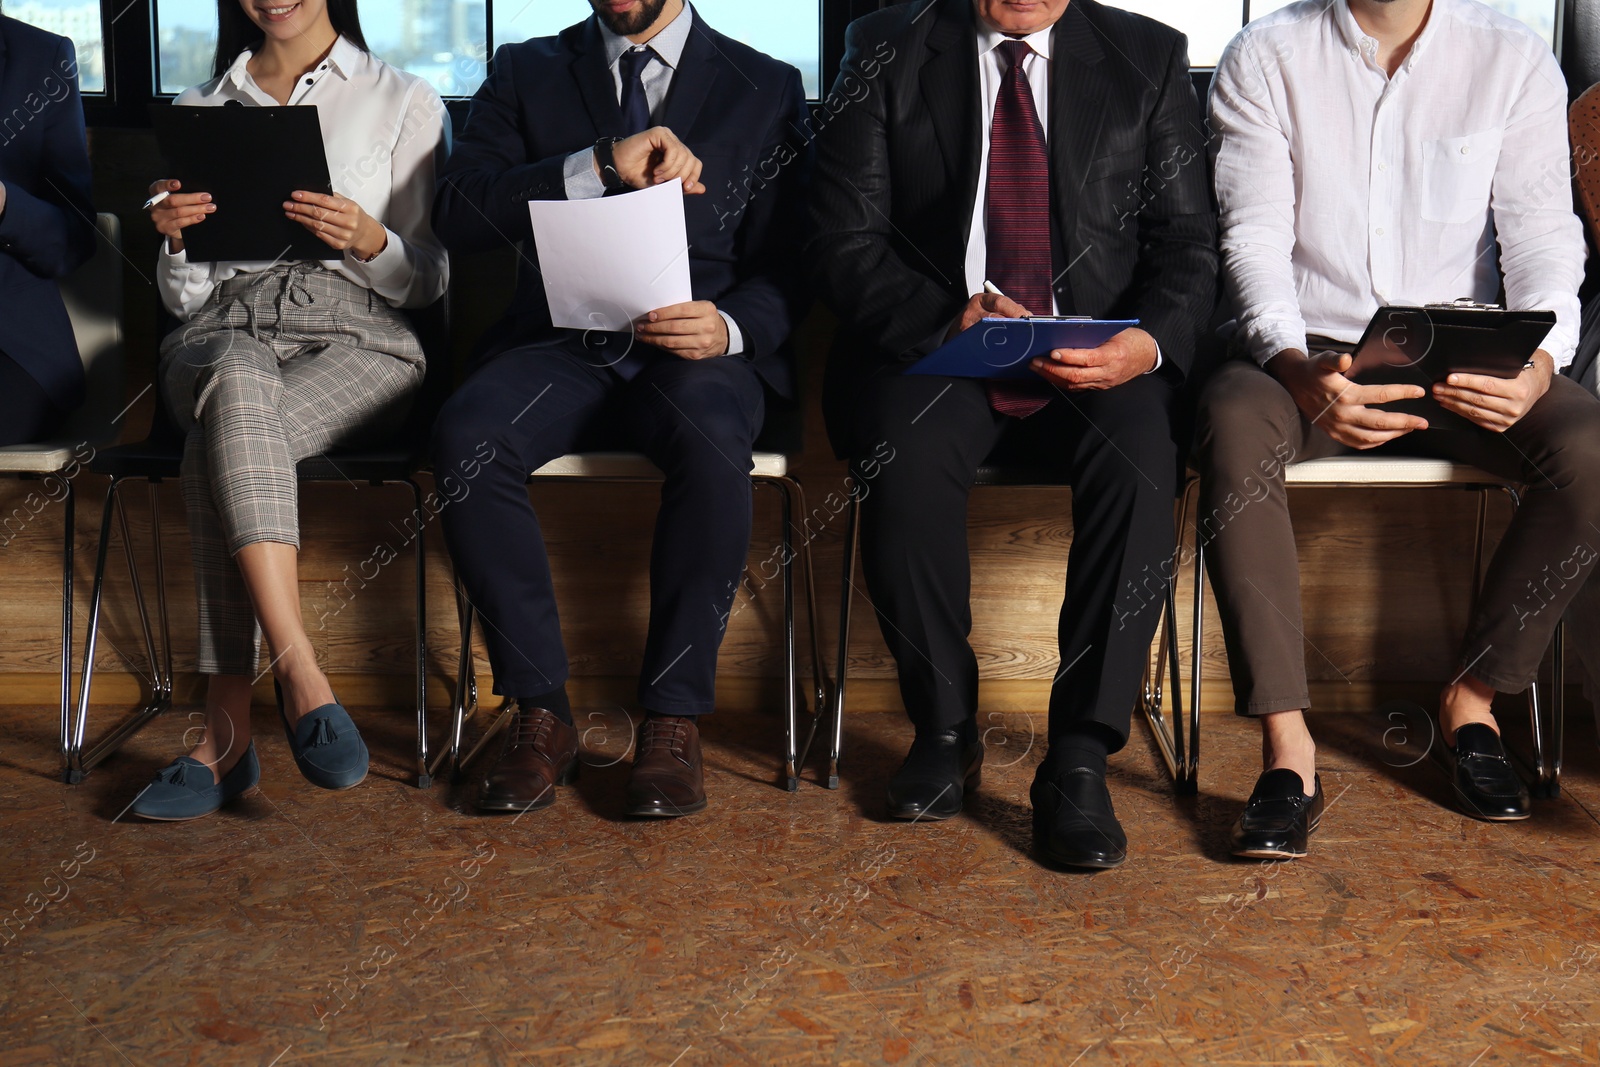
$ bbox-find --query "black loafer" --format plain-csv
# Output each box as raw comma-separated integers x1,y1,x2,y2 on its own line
1441,722,1530,821
1230,768,1323,859
1031,768,1127,869
885,729,983,821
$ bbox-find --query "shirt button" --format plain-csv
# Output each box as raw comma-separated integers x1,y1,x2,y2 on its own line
1377,162,1387,171
304,78,314,85
1460,145,1471,155
1375,227,1385,236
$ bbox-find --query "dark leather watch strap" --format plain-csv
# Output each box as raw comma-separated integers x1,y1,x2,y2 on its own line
594,136,628,191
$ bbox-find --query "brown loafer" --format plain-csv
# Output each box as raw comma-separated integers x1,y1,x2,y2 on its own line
475,706,579,813
624,714,707,817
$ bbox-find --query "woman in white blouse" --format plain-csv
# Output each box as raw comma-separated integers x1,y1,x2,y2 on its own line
131,0,448,820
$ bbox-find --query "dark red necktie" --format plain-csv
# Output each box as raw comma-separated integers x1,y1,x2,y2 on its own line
984,40,1053,418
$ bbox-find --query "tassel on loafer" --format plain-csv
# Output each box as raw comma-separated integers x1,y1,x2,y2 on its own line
130,742,260,821
277,682,369,790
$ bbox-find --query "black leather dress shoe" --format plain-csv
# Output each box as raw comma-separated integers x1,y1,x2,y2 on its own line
1230,768,1323,859
885,730,983,820
1441,722,1530,821
1031,768,1127,869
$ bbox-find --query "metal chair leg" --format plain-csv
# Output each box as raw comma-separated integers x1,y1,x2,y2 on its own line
68,478,169,783
58,480,74,780
446,576,477,782
769,479,801,791
403,480,432,788
445,577,512,779
785,477,829,755
1491,485,1565,795
829,491,861,790
1141,477,1200,793
1189,529,1206,783
759,475,829,790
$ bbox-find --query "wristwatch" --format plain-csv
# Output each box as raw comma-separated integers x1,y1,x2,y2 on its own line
594,136,629,191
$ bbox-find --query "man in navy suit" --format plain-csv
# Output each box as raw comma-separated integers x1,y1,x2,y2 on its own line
433,0,809,818
0,11,96,445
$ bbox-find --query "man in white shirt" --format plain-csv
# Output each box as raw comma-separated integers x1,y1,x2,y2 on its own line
1202,0,1600,857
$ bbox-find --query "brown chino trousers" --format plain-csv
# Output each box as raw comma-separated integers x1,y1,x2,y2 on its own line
1195,354,1600,716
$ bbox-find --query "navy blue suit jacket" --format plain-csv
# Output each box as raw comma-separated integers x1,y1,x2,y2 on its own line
433,14,810,398
0,16,95,411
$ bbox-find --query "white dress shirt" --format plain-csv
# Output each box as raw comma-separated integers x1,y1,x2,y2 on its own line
1211,0,1584,367
951,23,1160,369
559,3,745,355
158,36,450,321
964,22,1055,312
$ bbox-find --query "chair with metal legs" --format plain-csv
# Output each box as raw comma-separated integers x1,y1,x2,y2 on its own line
441,449,830,792
1171,456,1567,797
0,214,125,782
66,299,453,787
828,460,1193,792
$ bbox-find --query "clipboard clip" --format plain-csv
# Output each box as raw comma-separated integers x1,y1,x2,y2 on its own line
1424,298,1504,311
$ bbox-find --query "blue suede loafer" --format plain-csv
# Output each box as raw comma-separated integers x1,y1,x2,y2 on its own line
130,742,260,821
277,684,368,790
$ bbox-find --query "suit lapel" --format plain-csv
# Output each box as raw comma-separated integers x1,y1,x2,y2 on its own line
660,20,720,140
570,17,623,135
1049,2,1110,253
920,0,980,223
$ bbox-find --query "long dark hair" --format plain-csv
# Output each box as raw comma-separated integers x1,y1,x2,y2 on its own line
211,0,370,79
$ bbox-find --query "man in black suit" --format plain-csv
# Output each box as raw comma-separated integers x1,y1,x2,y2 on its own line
807,0,1215,868
0,10,95,445
433,0,808,818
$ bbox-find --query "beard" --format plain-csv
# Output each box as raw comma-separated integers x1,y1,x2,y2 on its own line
590,0,671,36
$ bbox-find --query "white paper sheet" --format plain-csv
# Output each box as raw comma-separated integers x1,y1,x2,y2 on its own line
527,180,693,332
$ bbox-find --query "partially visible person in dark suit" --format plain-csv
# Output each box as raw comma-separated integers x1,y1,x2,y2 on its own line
807,0,1216,869
432,0,809,819
0,8,96,445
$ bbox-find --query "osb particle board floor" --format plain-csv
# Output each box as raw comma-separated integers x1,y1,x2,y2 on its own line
1,697,1599,1066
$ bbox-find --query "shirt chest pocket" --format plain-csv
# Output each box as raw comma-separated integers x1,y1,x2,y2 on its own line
1420,129,1503,225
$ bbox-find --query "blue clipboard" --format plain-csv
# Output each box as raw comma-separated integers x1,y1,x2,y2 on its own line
906,317,1140,379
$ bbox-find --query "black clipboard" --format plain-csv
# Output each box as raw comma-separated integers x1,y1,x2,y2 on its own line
1348,302,1556,431
150,104,334,263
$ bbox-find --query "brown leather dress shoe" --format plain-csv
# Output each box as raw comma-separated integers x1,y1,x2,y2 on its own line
624,714,707,817
475,706,579,813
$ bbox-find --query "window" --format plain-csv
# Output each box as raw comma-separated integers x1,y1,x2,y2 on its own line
153,0,820,100
7,0,106,92
1117,0,1558,67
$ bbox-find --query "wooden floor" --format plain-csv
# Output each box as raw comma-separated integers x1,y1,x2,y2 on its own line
3,699,1600,1065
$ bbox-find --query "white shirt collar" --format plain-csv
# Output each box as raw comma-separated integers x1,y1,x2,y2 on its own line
224,33,362,90
1334,0,1447,67
600,1,694,71
975,20,1054,63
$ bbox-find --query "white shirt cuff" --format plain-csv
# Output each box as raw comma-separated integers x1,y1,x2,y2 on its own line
720,311,745,357
1146,343,1162,374
347,225,406,287
563,149,607,201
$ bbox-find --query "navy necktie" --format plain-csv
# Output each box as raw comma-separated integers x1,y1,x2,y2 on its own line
604,46,661,380
619,47,656,136
985,40,1054,419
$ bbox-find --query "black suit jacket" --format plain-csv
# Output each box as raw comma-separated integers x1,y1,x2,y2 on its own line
806,0,1218,455
433,14,811,398
0,17,96,412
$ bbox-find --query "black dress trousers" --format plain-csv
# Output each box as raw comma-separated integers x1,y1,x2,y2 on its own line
850,367,1178,750
433,339,765,716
